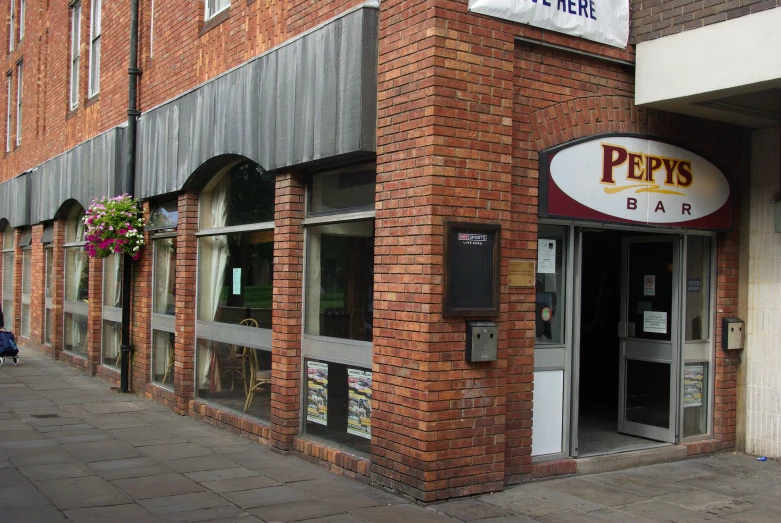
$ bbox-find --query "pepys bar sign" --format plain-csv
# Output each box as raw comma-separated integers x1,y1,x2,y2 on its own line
541,136,731,229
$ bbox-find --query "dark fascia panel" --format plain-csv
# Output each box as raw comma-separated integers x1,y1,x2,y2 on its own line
29,127,127,223
136,5,378,199
0,171,31,227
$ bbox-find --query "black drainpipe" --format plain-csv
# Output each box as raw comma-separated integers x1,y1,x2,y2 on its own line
121,0,141,393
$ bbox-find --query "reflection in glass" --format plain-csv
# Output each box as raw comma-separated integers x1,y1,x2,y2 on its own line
200,162,274,229
625,359,670,429
21,249,30,337
2,251,13,328
102,320,121,367
627,242,673,341
65,248,89,302
44,308,52,345
305,221,374,342
686,236,712,341
196,338,271,422
147,200,179,230
44,248,53,345
45,247,53,298
154,238,176,315
535,225,566,345
309,164,376,214
152,330,175,387
64,312,88,356
102,254,122,307
683,363,709,437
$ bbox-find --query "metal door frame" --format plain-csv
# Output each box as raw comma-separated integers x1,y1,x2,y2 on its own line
617,235,681,443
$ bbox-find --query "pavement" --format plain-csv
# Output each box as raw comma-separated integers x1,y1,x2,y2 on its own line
1,350,780,523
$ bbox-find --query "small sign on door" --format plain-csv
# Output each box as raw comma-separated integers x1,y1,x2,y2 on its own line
643,310,667,334
643,275,656,296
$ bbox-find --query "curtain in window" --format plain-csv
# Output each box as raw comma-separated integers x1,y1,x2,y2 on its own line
157,241,173,314
202,176,229,391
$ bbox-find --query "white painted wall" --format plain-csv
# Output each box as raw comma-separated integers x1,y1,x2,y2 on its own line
745,126,781,458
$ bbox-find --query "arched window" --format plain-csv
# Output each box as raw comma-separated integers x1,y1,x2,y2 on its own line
64,206,89,357
195,161,275,420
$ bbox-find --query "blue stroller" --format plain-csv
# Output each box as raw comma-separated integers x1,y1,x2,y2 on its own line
0,328,18,366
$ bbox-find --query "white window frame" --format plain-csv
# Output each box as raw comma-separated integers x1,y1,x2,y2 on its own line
15,61,22,147
149,0,155,58
5,73,11,153
88,0,101,98
205,0,230,21
8,0,15,52
70,3,81,110
18,0,24,42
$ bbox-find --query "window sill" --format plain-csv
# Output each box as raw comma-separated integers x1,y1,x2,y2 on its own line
85,94,99,108
200,7,230,37
66,107,79,120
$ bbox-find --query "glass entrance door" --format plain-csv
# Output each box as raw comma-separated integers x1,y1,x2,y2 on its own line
618,237,680,442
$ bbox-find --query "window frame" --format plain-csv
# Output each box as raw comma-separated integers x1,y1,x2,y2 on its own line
15,60,22,147
18,0,24,42
63,209,89,358
205,0,230,21
5,72,11,153
43,243,53,345
150,220,176,387
88,0,101,98
70,3,81,110
8,0,15,52
1,227,14,332
19,238,31,338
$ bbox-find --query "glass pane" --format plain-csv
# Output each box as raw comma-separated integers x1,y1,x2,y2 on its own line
625,359,670,429
685,236,711,341
2,227,13,249
196,338,271,422
197,232,273,327
154,238,176,315
64,312,88,356
45,247,53,298
102,254,122,307
152,330,175,387
627,241,673,341
535,225,566,345
21,249,31,295
65,209,86,243
102,320,121,367
304,360,371,455
200,162,274,229
148,200,179,230
305,221,374,342
44,307,52,344
3,251,13,327
309,163,376,214
21,303,29,337
683,363,708,437
65,247,89,302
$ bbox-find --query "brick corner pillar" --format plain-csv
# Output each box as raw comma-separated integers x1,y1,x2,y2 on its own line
173,192,199,416
372,0,514,502
87,257,103,375
51,219,66,359
130,201,154,392
715,226,740,450
29,224,46,348
270,172,305,451
12,229,22,335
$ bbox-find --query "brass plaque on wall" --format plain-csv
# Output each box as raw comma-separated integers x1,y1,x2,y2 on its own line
509,260,535,287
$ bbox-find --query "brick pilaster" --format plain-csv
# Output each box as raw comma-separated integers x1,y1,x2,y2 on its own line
51,220,66,359
174,193,199,415
29,224,45,348
12,229,22,335
270,173,305,451
87,257,103,375
131,202,154,393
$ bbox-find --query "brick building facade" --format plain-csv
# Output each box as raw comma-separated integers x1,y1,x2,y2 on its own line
0,0,776,503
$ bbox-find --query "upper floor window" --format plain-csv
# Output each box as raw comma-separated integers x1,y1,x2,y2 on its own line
5,73,11,153
88,0,101,97
8,0,15,52
70,3,81,110
205,0,229,21
15,61,22,146
18,0,25,42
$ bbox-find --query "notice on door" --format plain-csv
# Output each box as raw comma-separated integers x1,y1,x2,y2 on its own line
684,364,704,407
643,310,667,334
537,239,556,274
643,275,656,296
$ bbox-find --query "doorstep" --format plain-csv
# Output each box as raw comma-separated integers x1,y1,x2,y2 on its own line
576,444,688,475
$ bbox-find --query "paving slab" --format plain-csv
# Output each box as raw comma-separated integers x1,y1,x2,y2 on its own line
19,462,95,481
184,466,260,482
352,504,456,523
200,474,280,493
162,454,240,473
65,439,145,462
137,491,233,515
140,442,214,461
249,500,348,522
0,504,68,523
221,484,316,508
112,472,206,499
544,476,649,507
64,503,162,523
582,470,684,497
34,475,133,510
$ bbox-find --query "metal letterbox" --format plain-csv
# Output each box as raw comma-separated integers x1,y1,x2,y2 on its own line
466,321,498,362
722,317,744,350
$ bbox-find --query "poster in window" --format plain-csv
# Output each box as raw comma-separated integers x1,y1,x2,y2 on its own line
684,364,704,407
537,239,556,274
347,368,372,439
306,361,328,426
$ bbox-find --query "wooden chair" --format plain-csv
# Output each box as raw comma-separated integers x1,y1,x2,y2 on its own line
243,346,272,412
222,318,258,393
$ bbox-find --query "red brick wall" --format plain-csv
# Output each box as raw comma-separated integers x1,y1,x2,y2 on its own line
27,224,44,349
131,204,154,393
270,173,305,451
51,219,65,359
173,192,198,415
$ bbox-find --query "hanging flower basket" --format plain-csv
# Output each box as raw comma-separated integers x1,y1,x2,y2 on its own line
84,194,146,260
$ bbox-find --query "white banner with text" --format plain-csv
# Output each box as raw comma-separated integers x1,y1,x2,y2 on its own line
468,0,629,48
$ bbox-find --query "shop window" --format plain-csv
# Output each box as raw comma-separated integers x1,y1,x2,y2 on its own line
1,226,14,329
101,254,122,367
303,162,375,455
535,224,567,346
150,201,177,388
19,229,31,338
42,224,54,345
685,236,712,341
64,207,89,357
682,362,708,438
195,161,274,421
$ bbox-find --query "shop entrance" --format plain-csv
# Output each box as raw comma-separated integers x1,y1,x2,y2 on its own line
575,230,679,456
